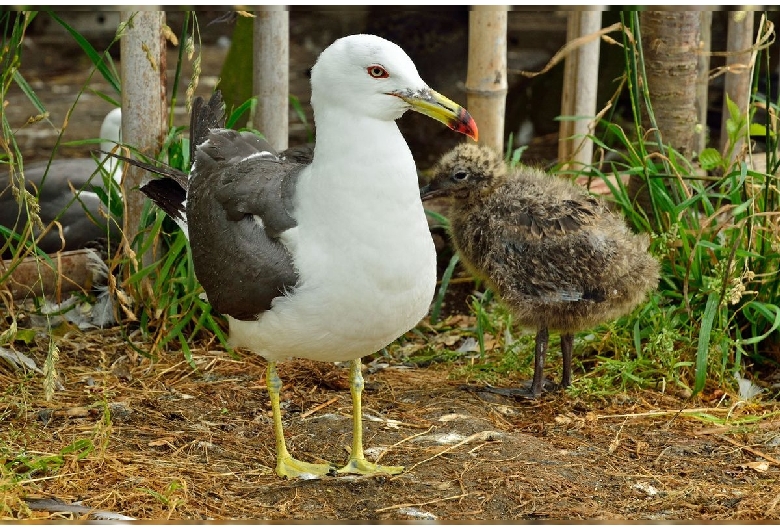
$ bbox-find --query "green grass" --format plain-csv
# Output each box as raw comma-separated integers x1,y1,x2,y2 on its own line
419,11,780,400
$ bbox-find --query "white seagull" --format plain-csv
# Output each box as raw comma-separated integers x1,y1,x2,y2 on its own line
126,34,477,479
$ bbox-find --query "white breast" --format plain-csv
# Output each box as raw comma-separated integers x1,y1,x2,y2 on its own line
226,119,437,363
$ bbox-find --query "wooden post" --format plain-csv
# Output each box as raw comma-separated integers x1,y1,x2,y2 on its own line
466,5,508,154
719,11,755,160
1,250,99,301
119,10,167,250
252,7,289,151
694,11,712,156
559,9,603,171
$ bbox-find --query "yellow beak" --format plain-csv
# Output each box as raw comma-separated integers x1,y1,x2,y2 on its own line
394,88,478,141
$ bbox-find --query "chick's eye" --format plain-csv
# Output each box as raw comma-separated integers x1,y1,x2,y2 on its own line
452,171,469,182
367,65,389,79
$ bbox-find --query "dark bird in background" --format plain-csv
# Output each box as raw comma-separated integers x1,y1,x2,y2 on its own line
422,143,660,398
1,108,123,258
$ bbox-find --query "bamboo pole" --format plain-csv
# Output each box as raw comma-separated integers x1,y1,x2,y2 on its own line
694,11,712,156
252,7,289,151
465,5,508,154
719,11,755,160
119,10,167,250
559,9,603,171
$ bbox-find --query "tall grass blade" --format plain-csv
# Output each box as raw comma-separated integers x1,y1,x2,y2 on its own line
47,10,121,94
694,292,720,395
430,253,460,325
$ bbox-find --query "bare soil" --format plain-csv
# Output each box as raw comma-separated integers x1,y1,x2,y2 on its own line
3,322,780,521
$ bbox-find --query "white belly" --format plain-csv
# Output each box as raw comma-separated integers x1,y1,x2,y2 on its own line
226,155,437,363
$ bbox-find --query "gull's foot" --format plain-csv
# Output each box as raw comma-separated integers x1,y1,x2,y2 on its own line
336,458,404,476
276,456,336,480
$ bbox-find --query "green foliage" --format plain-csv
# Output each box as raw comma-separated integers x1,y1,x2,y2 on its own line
2,439,94,481
424,11,780,399
0,11,231,376
571,11,780,396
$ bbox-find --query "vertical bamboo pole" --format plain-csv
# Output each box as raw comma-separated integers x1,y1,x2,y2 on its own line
465,5,508,154
694,11,712,156
120,10,167,250
252,7,289,151
559,9,603,171
719,11,755,159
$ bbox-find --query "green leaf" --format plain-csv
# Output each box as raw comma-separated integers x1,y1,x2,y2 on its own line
726,93,741,123
697,148,723,171
748,122,772,137
47,11,121,95
424,209,449,229
430,253,460,325
12,70,47,115
726,118,740,139
226,98,257,129
740,302,780,346
694,292,721,395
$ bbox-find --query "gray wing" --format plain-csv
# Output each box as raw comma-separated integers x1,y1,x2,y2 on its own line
502,193,604,239
187,128,303,320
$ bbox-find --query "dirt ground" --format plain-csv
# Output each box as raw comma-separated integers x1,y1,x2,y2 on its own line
4,10,780,523
3,320,780,521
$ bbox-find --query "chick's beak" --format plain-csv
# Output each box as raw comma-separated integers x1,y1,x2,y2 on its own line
395,88,478,141
420,184,440,201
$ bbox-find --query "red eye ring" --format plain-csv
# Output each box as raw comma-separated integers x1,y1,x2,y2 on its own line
367,65,389,79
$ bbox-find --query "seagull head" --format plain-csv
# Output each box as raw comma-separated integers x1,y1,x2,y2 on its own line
421,143,505,201
311,34,478,141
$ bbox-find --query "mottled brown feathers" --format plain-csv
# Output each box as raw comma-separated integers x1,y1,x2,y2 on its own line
425,143,660,334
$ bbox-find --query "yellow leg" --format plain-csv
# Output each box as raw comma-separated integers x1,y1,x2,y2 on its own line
336,358,404,476
267,361,335,479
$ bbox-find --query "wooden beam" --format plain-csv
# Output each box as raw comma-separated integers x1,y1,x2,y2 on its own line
252,7,289,151
694,11,712,156
559,9,603,170
120,10,167,249
1,249,98,301
719,11,755,160
466,5,508,154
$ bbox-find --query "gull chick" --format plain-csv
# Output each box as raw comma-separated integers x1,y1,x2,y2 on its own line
422,144,659,398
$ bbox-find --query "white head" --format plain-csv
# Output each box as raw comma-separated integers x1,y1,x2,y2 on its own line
310,34,425,121
309,34,478,140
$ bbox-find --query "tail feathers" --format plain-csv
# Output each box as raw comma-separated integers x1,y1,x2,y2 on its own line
190,91,226,161
99,150,188,231
140,178,187,231
99,150,189,190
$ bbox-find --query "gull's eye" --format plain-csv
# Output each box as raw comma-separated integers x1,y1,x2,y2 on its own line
452,171,469,182
367,65,389,79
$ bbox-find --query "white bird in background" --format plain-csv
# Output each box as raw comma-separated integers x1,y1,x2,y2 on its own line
0,108,123,257
126,34,478,479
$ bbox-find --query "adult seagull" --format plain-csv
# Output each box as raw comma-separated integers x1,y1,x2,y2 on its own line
129,34,477,479
0,108,123,257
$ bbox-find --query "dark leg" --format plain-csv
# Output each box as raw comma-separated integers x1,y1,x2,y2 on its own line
458,326,551,399
560,332,573,388
531,326,549,397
